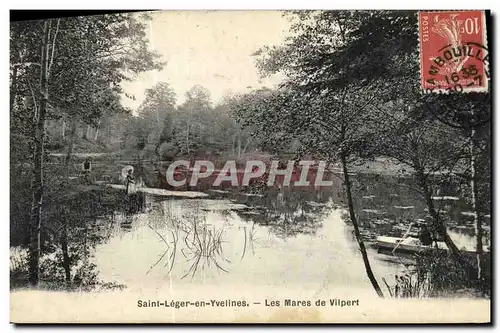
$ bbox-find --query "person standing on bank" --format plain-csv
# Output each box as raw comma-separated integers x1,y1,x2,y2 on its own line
81,157,92,184
125,169,136,196
418,223,433,246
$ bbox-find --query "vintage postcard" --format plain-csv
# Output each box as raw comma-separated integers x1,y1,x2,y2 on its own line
10,10,491,324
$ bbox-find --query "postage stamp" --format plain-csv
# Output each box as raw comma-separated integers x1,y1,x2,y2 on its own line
418,10,489,94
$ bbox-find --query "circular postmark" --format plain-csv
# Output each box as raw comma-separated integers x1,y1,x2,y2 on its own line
421,43,491,128
422,42,490,95
418,11,491,128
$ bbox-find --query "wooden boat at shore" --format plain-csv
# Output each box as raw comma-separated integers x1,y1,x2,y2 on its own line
376,235,489,255
376,236,448,254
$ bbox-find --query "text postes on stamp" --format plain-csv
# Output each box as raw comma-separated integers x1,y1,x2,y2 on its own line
419,11,489,94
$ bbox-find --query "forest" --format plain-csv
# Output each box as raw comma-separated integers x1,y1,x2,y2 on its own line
10,11,491,298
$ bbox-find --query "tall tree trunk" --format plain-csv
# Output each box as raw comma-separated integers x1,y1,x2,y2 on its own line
10,25,20,111
28,21,50,287
61,222,71,288
185,125,190,155
232,134,236,156
469,126,483,280
65,119,78,174
237,137,241,158
61,119,66,139
417,168,460,254
10,65,18,111
341,154,384,298
85,124,91,140
242,137,251,155
94,119,101,141
416,167,477,280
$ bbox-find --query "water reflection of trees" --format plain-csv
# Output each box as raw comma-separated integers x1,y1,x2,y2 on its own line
230,187,333,239
144,187,335,280
346,173,490,244
10,187,131,291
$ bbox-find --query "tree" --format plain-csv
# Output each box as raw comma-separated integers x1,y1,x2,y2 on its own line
244,9,489,296
139,82,177,124
231,88,294,155
10,12,165,287
422,93,491,282
376,106,466,242
27,20,51,286
177,85,213,155
135,82,177,159
249,10,420,298
47,14,164,169
214,100,253,158
267,10,489,282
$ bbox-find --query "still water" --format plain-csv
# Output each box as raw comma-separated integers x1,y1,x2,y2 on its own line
92,170,489,294
94,197,404,293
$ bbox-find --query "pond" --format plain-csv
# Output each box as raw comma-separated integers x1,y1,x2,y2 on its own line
10,168,488,297
95,197,403,293
90,171,490,294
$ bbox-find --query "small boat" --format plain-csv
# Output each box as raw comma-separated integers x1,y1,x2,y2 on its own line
376,235,489,255
431,196,460,201
376,235,448,254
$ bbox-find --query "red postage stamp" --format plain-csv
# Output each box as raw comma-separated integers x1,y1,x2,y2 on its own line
419,10,489,93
